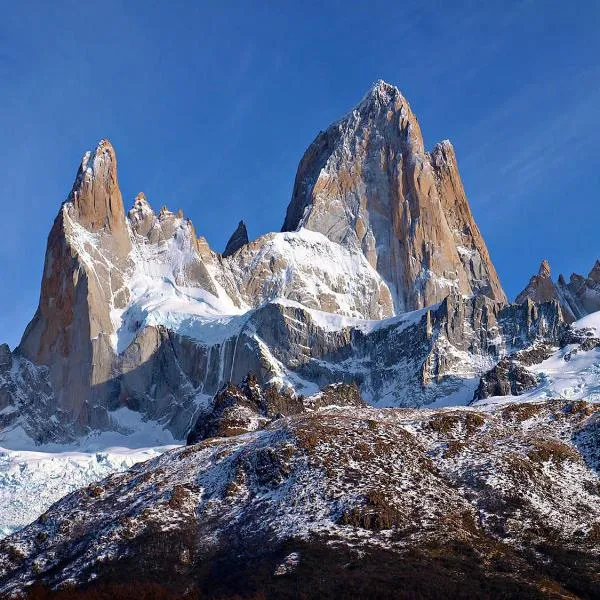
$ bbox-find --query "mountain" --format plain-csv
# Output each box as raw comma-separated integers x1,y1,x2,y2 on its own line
1,81,520,446
0,79,599,598
282,80,506,312
2,82,595,448
516,259,600,322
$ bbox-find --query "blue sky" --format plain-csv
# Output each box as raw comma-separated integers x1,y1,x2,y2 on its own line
1,1,598,348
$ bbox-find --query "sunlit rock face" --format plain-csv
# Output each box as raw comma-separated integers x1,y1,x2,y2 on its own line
282,80,507,312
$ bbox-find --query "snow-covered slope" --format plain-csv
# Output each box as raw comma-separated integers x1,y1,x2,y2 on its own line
222,228,394,320
114,226,393,353
473,310,600,406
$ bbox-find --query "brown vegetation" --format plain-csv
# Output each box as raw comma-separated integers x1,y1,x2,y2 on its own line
501,402,544,423
527,439,579,465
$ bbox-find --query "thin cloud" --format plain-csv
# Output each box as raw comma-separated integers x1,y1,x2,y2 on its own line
460,65,600,208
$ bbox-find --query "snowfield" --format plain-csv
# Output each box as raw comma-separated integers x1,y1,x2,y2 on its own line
0,411,179,539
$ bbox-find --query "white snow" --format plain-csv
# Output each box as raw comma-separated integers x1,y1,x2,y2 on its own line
0,445,175,539
573,311,600,335
0,408,180,540
111,217,248,352
224,228,394,321
474,311,600,407
273,297,433,335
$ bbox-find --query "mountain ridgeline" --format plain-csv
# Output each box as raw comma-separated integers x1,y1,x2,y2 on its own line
0,80,597,446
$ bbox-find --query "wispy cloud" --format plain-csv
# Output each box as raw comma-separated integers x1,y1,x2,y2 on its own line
459,65,600,208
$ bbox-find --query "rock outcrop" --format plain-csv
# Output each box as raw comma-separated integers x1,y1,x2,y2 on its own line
186,375,364,444
282,80,507,312
222,220,249,257
473,343,555,401
0,346,72,445
516,259,600,323
222,229,394,319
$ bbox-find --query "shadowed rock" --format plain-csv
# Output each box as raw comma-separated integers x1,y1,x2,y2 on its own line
222,220,249,257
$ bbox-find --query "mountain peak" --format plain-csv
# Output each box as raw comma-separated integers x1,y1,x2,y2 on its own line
369,78,400,97
76,139,117,185
431,139,456,168
282,81,506,312
68,139,129,239
356,79,404,113
130,191,153,213
516,257,600,322
223,220,249,257
589,259,600,282
538,259,551,278
128,193,156,234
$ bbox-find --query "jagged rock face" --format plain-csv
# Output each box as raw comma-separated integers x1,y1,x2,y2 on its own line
473,343,555,400
0,348,72,445
561,259,600,317
127,195,218,295
2,400,599,597
222,220,249,257
186,376,365,444
11,138,394,438
474,315,600,402
216,294,566,409
516,260,570,318
516,259,600,323
282,81,506,312
18,141,131,429
69,140,131,251
9,149,567,439
0,344,11,371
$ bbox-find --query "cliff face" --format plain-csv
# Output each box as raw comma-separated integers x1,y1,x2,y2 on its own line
18,141,132,430
282,80,506,312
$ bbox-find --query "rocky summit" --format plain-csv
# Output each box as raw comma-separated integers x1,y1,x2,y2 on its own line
283,80,506,312
0,81,599,598
516,259,600,323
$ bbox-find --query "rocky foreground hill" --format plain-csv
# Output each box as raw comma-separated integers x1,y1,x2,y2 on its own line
0,80,599,598
0,387,599,598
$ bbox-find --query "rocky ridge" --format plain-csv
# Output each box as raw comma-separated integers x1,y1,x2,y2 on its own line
516,259,600,322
